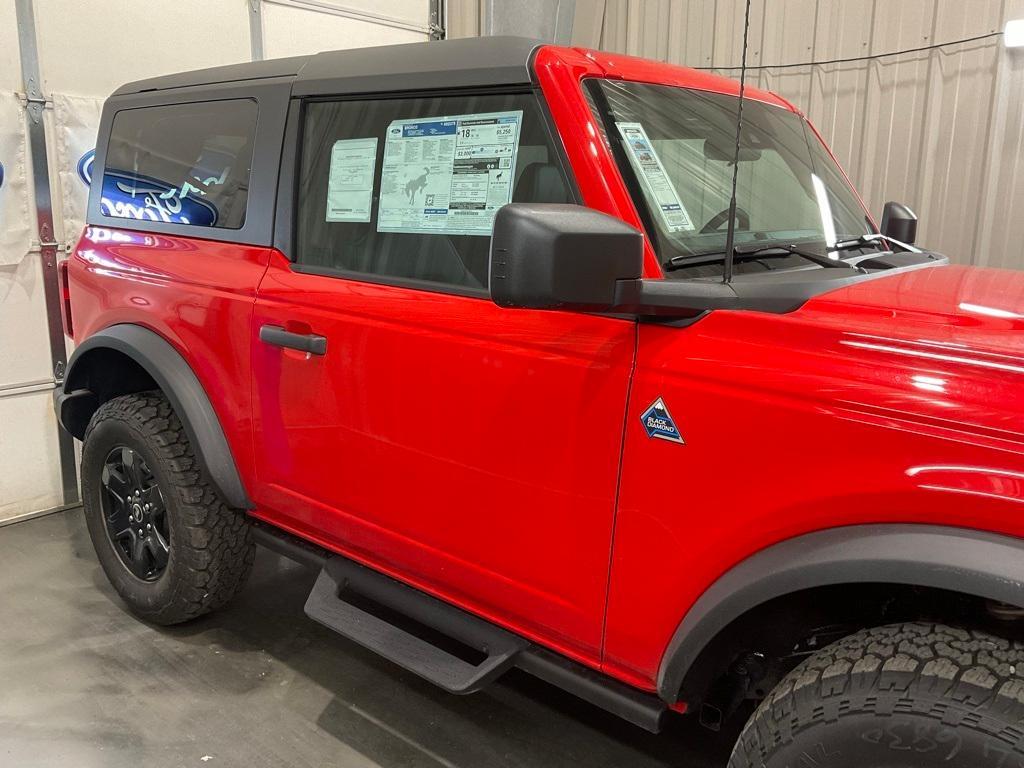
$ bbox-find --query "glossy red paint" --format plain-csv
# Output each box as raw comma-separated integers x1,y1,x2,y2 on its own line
536,48,1023,685
68,226,271,496
58,259,74,337
249,251,635,667
605,264,1024,683
66,46,1024,701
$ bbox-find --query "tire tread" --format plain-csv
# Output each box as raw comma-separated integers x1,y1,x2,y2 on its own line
84,391,254,624
730,622,1024,766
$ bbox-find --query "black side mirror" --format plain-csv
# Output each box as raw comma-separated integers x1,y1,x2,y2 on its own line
880,201,917,245
489,203,644,311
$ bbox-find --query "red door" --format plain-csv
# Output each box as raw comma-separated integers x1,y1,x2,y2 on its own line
249,253,635,664
248,89,637,664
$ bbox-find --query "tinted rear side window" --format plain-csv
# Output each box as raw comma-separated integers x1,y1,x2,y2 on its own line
102,99,258,230
295,92,573,292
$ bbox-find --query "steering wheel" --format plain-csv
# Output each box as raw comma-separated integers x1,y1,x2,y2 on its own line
700,206,751,234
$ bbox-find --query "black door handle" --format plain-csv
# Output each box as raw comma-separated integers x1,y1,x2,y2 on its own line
259,324,327,355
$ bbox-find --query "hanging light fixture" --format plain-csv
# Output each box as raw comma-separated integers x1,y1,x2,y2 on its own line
1004,19,1024,48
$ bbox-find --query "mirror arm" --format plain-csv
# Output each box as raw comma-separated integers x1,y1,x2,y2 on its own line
612,271,881,317
612,278,740,317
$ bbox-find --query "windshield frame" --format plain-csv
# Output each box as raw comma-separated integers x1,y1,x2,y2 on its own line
583,77,878,279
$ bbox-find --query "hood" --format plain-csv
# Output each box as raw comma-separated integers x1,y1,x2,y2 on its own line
798,263,1024,358
760,261,1024,453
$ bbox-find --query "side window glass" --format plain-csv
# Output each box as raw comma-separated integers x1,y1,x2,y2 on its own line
296,92,573,292
102,99,258,230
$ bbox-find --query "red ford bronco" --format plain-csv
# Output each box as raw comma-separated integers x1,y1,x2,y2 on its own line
55,37,1024,766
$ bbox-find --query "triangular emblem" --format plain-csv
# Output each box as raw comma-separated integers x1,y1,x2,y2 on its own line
640,397,685,444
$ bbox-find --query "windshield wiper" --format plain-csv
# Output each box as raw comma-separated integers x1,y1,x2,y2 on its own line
665,242,857,272
829,233,920,254
829,234,886,253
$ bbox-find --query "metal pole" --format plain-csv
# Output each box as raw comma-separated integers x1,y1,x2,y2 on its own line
248,0,265,61
429,0,447,40
15,0,79,506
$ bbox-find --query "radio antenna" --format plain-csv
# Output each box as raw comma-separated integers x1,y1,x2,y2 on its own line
722,0,753,284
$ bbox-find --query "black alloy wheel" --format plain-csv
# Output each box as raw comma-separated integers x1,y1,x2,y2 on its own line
82,392,254,624
100,445,170,581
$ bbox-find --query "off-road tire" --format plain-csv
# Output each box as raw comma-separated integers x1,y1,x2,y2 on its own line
730,622,1024,768
81,391,254,625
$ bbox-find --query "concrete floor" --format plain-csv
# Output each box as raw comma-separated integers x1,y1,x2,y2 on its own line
0,509,740,767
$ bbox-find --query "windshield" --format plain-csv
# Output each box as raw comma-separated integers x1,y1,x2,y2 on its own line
587,80,876,279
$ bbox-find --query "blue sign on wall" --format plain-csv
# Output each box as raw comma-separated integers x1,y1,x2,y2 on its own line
99,169,219,227
76,147,227,227
77,149,95,186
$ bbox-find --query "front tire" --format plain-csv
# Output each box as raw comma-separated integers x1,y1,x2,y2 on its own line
81,391,254,625
730,622,1024,768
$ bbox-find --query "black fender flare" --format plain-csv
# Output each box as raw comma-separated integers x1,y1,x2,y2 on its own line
656,524,1024,702
57,324,252,510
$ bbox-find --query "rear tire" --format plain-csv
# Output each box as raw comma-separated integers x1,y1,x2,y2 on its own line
730,622,1024,768
81,391,254,625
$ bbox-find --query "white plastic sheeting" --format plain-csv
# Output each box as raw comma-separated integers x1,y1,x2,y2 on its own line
0,0,431,522
53,94,103,251
0,386,64,521
0,0,20,92
0,93,62,521
0,0,64,523
0,248,53,392
0,93,31,267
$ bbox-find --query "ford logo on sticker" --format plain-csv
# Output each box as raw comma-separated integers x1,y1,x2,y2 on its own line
0,160,5,190
77,149,95,186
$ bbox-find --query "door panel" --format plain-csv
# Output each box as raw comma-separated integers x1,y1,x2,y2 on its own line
250,251,635,661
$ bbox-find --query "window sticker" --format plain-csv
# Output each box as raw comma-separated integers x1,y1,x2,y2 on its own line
615,122,694,232
377,110,523,236
326,137,378,222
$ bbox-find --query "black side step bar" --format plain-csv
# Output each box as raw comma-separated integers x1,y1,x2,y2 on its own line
305,555,529,694
516,646,668,731
252,523,667,732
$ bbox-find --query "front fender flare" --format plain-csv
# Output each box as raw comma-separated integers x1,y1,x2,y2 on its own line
58,324,252,510
656,524,1024,702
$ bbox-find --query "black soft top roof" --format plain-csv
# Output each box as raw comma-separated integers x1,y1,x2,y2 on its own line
112,36,543,97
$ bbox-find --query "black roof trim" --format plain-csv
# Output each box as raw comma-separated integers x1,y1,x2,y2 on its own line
111,37,543,98
112,56,309,96
293,36,542,96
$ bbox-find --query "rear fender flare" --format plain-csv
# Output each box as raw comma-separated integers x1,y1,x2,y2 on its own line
656,524,1024,702
59,324,252,510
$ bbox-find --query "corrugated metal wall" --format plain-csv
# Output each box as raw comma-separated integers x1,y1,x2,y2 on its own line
451,0,1024,269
